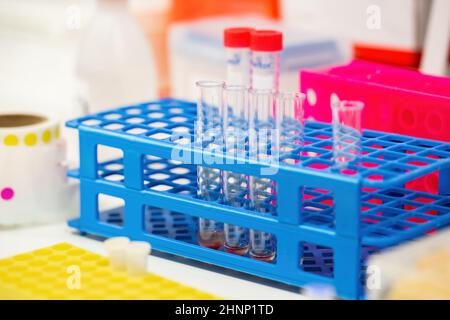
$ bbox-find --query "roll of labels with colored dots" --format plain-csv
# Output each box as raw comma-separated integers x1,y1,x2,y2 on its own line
0,112,78,226
0,113,61,147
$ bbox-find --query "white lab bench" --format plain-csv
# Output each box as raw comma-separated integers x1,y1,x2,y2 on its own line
0,223,305,300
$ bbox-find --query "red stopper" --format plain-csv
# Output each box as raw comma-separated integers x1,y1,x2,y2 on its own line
250,30,283,52
224,27,254,48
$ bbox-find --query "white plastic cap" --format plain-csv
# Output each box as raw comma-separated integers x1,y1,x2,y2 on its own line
104,237,130,271
126,241,151,276
302,283,336,300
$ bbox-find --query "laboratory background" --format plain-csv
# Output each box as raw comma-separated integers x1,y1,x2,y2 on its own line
0,0,449,301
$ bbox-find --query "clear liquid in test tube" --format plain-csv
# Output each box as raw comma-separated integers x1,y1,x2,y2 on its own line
196,80,225,250
248,89,277,262
223,85,249,255
331,100,365,168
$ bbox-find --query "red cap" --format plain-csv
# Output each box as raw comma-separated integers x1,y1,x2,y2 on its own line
250,30,283,52
223,27,254,48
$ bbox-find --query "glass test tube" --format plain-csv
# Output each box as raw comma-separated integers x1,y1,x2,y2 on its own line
331,100,365,168
248,89,277,262
196,80,225,250
223,85,250,255
276,92,305,153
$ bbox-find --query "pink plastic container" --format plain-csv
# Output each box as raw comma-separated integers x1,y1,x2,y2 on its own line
300,60,450,194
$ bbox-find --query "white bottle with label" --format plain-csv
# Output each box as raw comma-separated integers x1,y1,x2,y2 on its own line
76,0,157,114
250,30,283,91
224,27,254,86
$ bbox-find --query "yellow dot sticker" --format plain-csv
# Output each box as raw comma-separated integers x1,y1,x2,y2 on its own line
4,135,19,146
24,133,38,146
42,129,52,144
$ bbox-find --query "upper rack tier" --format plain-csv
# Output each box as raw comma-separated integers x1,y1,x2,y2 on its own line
67,99,450,189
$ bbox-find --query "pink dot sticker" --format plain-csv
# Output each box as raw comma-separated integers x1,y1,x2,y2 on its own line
1,188,14,201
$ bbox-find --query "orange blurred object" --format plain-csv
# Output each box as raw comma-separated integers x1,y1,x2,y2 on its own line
133,0,280,97
353,43,422,69
133,4,171,97
170,0,280,22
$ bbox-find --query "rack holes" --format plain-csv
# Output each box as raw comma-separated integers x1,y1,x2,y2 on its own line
170,167,190,175
103,173,124,182
149,132,171,140
300,242,334,278
148,112,165,119
149,121,168,128
150,184,173,192
98,194,125,227
148,173,170,181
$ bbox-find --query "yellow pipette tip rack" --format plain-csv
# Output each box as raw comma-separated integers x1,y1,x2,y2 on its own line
0,243,218,300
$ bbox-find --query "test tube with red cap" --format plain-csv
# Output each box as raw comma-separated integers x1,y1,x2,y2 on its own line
250,30,283,91
224,27,254,87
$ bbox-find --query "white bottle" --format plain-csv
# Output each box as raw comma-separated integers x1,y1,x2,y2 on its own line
224,27,254,87
250,30,283,91
76,0,157,114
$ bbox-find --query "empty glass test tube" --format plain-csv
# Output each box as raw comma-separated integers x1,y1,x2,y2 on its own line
276,92,305,153
248,89,278,262
223,85,250,255
331,100,365,168
196,80,225,249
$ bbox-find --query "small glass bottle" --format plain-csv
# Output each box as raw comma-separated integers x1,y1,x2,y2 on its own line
331,100,365,168
196,80,225,249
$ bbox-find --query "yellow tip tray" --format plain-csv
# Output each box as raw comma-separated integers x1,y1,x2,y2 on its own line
0,243,218,300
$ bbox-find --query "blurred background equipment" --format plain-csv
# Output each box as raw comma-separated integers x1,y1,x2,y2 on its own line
282,0,432,69
420,0,450,76
367,228,450,300
169,16,344,100
170,0,279,22
76,0,158,114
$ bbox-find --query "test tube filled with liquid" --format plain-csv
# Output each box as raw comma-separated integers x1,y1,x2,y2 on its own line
331,100,364,168
196,80,225,249
223,85,249,255
248,89,277,262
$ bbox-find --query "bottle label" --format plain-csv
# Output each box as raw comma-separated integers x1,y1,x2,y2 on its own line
226,48,251,86
251,52,279,90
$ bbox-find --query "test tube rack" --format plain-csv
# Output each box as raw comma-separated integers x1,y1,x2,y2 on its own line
67,98,450,299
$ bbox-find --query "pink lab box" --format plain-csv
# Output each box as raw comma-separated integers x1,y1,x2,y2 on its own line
300,60,450,194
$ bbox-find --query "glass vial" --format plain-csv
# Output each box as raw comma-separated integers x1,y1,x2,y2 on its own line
331,100,364,168
196,80,225,249
248,89,277,262
223,85,250,255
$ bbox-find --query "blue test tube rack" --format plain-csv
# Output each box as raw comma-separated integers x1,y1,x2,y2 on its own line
67,98,450,299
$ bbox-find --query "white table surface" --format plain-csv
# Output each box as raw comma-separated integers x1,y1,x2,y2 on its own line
0,223,305,300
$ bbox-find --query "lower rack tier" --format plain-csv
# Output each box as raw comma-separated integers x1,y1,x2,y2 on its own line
68,156,450,249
